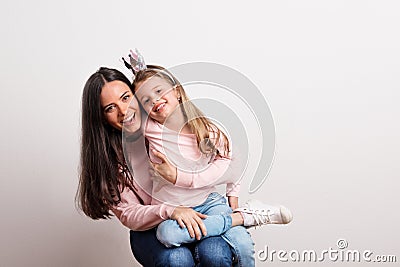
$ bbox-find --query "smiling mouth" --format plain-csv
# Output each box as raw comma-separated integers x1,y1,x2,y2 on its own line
153,102,166,112
122,112,136,124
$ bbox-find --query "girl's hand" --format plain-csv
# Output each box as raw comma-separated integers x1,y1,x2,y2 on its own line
228,196,239,210
151,149,177,184
171,206,208,240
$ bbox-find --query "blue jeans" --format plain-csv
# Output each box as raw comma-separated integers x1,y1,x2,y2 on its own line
130,228,233,266
156,192,255,267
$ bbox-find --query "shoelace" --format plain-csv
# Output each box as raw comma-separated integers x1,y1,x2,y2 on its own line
239,207,273,226
251,209,272,226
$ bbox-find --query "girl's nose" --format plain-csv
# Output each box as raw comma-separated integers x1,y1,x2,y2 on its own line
152,97,160,106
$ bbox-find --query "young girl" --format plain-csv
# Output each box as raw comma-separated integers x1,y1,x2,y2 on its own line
125,51,292,267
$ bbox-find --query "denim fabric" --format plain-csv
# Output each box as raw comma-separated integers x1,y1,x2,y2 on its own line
194,236,233,267
221,226,255,267
130,228,232,266
130,228,194,266
156,192,255,267
156,193,231,247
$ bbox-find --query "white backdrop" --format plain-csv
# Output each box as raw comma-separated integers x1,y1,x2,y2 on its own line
1,1,399,266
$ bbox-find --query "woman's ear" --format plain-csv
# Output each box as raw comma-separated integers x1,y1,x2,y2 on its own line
101,114,109,126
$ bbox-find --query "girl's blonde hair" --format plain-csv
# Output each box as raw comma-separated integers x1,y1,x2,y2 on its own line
133,65,230,157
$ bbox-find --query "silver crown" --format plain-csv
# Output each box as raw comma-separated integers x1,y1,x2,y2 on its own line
122,48,146,73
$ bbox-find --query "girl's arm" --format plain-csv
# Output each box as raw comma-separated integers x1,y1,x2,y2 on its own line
146,118,241,194
176,155,239,191
151,149,241,197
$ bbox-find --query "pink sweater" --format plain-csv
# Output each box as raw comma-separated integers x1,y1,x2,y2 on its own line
145,119,240,207
110,135,175,231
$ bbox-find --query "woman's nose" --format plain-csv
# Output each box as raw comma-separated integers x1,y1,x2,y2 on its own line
117,103,128,116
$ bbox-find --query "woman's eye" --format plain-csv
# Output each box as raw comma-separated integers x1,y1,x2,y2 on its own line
143,99,150,105
122,95,131,101
156,89,162,93
105,105,116,113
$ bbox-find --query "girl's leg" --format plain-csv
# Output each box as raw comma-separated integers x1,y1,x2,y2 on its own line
156,213,232,247
156,193,233,247
156,192,255,267
130,229,195,267
201,193,255,267
222,226,255,267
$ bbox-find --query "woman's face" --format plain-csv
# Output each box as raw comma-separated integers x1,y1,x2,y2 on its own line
100,80,141,133
135,76,180,124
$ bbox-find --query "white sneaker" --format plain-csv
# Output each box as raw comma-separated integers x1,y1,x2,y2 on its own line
234,200,293,227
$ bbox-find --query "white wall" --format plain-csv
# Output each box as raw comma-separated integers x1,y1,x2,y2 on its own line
0,1,399,266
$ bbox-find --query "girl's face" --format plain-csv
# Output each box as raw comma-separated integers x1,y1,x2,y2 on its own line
100,80,141,133
135,76,180,124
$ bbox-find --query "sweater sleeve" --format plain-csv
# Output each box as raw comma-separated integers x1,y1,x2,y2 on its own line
111,187,175,231
226,182,240,197
175,155,241,197
175,127,241,197
175,154,230,187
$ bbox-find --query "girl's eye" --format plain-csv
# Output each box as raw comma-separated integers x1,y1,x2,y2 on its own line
143,99,150,105
156,88,162,94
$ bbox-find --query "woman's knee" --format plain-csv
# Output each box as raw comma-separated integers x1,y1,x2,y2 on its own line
196,237,233,267
129,229,194,266
155,247,194,267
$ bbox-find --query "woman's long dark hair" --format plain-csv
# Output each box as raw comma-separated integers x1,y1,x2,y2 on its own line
77,67,135,219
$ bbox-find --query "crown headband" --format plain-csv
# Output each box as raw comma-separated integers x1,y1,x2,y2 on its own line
121,49,178,86
121,48,147,75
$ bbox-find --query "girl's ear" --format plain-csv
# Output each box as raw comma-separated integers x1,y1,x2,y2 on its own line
174,86,181,98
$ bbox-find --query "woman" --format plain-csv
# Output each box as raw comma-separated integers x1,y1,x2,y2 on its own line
76,67,233,266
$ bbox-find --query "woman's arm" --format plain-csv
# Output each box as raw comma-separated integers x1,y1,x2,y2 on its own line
111,186,174,231
111,186,207,239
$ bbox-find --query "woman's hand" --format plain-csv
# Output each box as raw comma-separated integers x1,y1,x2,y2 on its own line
171,206,208,240
151,149,177,184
